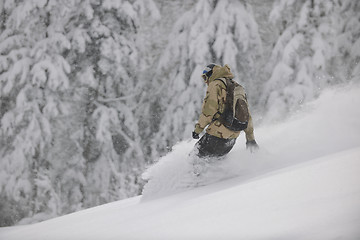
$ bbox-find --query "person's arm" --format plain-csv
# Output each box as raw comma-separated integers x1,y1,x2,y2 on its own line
244,112,259,151
244,114,255,142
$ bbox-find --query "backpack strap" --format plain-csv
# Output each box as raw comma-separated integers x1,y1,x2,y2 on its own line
214,78,228,89
211,78,230,121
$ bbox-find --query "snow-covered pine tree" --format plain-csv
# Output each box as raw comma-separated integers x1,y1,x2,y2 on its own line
0,0,161,226
42,0,94,222
261,0,360,122
72,0,161,207
44,0,160,219
0,0,77,224
335,0,360,82
151,0,262,155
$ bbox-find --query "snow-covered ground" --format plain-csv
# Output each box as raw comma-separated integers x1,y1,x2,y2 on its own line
1,84,360,239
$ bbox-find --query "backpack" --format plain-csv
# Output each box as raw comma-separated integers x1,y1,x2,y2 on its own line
216,78,250,131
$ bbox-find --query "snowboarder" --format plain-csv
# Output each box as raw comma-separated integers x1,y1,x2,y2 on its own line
192,63,258,158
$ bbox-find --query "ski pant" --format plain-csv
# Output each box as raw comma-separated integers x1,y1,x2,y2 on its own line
195,133,236,158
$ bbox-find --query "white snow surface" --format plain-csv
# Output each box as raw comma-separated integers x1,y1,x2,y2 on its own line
1,84,360,239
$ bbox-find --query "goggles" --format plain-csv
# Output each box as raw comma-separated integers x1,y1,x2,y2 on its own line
202,64,215,81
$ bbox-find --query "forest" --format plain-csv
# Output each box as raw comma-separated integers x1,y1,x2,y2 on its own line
0,0,359,226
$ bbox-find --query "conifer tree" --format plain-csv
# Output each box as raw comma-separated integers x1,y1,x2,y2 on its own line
0,0,160,225
261,0,360,122
0,0,75,224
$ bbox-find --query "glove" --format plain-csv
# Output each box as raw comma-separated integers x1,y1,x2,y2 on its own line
192,131,200,139
246,140,259,153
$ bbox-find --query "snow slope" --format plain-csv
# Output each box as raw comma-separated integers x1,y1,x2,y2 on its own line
1,84,360,239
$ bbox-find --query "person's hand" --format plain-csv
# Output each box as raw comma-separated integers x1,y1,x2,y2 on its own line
246,140,259,153
192,131,200,139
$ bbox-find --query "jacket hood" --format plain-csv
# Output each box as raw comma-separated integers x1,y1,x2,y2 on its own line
208,64,234,83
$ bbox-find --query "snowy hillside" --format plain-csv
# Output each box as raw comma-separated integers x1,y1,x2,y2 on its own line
1,85,360,239
1,0,359,225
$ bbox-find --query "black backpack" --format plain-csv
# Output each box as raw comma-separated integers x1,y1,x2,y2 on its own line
216,78,249,131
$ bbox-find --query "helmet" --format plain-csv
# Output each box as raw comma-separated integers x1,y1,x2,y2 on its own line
202,63,216,81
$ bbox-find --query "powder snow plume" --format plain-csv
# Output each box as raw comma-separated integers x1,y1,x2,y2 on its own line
142,84,360,200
